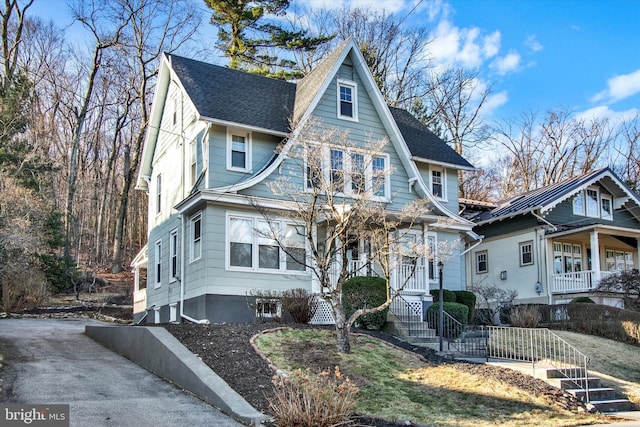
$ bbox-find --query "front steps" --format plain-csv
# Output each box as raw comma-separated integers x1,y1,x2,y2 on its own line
505,365,637,413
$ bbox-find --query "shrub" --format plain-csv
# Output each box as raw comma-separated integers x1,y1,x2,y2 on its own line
267,367,359,427
429,289,457,303
342,276,388,330
1,267,49,311
246,289,282,323
471,308,494,325
454,290,476,321
570,296,595,304
509,305,542,328
426,302,468,338
565,303,640,345
281,288,318,324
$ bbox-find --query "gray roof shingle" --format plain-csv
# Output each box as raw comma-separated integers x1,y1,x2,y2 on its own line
168,53,471,168
168,54,296,133
389,107,474,169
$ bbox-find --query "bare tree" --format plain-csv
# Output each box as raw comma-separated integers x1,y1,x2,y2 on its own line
257,121,454,353
491,109,614,199
615,113,640,191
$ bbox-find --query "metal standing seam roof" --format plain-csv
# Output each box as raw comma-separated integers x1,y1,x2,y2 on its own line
474,168,621,223
167,53,473,168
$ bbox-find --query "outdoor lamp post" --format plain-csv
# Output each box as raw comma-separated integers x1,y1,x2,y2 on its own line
438,260,444,352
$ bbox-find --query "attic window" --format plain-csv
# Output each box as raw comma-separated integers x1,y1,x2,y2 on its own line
337,79,358,121
227,129,252,172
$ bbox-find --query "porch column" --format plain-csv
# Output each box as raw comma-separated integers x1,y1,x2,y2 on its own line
636,238,640,269
590,231,601,284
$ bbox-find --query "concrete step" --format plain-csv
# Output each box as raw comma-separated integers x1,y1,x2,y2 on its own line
566,387,617,401
590,399,637,413
541,368,587,379
546,376,602,389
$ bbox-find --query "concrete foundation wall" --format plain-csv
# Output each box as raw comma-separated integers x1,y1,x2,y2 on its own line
85,325,267,425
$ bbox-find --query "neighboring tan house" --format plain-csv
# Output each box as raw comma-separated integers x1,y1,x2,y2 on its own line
467,168,640,307
131,39,479,324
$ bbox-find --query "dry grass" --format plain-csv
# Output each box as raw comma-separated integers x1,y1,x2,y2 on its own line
256,329,611,426
553,330,640,403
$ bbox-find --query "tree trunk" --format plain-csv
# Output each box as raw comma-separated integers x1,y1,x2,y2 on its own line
332,303,351,353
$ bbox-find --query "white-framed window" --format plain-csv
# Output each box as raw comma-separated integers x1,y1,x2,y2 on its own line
606,249,634,271
226,129,251,172
426,233,437,280
227,214,307,273
170,229,178,282
172,96,177,127
190,139,197,187
519,241,534,266
476,251,488,274
572,191,585,215
154,239,162,288
585,188,599,217
153,306,160,323
156,174,162,215
337,79,358,121
554,242,582,274
304,144,390,200
430,167,446,200
190,213,202,262
601,194,613,220
255,299,282,320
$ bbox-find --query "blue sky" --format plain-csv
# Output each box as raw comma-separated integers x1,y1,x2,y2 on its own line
31,0,640,124
301,0,640,124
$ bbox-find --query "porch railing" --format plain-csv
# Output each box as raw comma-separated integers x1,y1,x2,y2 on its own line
485,326,590,402
328,260,428,293
552,270,618,294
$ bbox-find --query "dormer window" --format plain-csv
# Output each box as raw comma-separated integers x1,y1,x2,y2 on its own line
572,187,613,220
337,79,358,121
227,129,251,172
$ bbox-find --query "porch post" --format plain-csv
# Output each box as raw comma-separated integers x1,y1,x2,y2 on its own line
636,238,640,269
590,231,601,285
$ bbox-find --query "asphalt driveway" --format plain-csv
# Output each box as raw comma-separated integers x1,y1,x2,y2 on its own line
0,318,244,427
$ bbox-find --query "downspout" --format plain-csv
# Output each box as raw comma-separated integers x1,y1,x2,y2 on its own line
532,211,556,304
460,235,484,256
179,213,209,324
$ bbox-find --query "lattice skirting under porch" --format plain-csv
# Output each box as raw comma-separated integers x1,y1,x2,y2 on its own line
310,299,335,325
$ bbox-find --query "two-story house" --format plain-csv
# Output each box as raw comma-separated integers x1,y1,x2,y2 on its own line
467,168,640,307
132,39,478,324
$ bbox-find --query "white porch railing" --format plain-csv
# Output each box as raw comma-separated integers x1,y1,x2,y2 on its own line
327,260,428,293
552,270,617,294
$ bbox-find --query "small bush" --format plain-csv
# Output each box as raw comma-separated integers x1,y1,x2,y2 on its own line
570,296,595,304
509,305,542,328
281,288,318,324
426,302,468,338
471,308,494,325
454,290,476,321
1,267,50,311
268,367,359,427
429,289,457,303
343,276,388,330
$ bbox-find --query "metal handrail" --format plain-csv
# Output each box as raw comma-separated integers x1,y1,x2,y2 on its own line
485,326,590,402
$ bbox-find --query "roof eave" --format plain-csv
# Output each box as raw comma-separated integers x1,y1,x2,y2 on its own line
411,156,476,171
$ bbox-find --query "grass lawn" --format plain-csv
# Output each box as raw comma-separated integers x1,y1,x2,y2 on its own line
255,329,613,426
553,330,640,403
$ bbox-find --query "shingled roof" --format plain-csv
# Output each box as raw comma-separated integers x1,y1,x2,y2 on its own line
474,168,640,225
389,107,474,170
168,54,296,134
167,53,472,169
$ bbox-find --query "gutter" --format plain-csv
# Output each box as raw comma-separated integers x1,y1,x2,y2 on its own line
179,214,209,324
532,210,558,232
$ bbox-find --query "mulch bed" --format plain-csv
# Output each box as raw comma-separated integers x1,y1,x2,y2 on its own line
164,322,587,426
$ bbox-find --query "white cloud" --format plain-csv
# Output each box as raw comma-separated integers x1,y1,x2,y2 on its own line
491,51,521,76
591,69,640,104
480,90,509,117
430,20,501,69
524,35,543,52
575,105,640,123
424,0,453,22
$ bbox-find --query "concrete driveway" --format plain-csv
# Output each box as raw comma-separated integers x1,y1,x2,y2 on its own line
0,318,244,427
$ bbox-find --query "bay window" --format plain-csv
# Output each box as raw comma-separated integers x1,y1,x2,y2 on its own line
227,214,306,273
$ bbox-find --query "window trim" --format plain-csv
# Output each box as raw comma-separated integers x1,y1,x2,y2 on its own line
585,187,599,218
190,212,202,263
225,213,308,274
600,194,613,221
156,174,162,215
190,138,197,187
476,250,488,274
304,144,390,201
226,129,252,172
154,239,162,288
519,241,534,267
170,229,178,282
255,298,282,320
337,79,358,122
430,166,447,201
